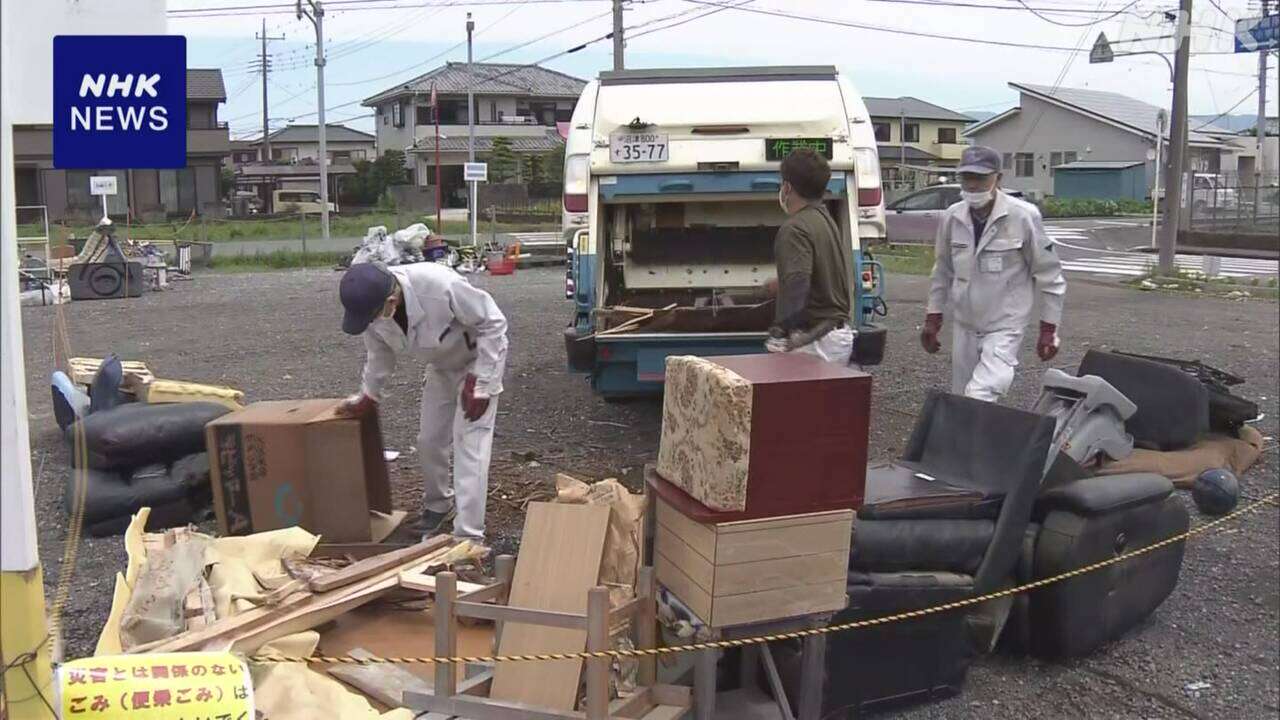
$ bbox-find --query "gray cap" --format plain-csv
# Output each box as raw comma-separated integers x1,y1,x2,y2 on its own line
340,262,396,335
957,145,1002,175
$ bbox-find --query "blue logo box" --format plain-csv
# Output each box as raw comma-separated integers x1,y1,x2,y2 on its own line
54,35,187,169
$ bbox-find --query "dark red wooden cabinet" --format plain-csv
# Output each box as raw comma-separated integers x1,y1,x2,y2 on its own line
654,352,871,522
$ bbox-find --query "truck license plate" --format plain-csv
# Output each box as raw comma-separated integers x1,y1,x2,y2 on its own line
610,133,668,163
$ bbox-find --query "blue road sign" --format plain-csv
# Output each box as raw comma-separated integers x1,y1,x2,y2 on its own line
53,35,187,169
1235,15,1280,53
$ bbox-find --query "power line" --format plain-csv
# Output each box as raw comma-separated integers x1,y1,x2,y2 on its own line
1191,87,1260,130
866,0,1151,16
1011,0,1144,26
167,0,608,18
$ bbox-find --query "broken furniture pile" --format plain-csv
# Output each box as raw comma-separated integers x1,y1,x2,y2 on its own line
57,355,246,536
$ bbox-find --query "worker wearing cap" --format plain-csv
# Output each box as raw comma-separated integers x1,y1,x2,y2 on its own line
337,262,508,541
766,147,857,364
922,145,1067,402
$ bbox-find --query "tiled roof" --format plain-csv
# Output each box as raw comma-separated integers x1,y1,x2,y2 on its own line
409,133,565,153
877,144,941,162
259,124,376,144
865,96,973,123
364,62,585,105
1012,83,1226,146
187,69,226,101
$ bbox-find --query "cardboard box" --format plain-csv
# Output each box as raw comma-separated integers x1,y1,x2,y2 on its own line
205,399,392,542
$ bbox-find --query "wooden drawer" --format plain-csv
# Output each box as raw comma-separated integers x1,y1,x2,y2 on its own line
654,498,852,627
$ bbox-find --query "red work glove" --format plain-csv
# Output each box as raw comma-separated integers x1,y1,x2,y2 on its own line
460,373,490,422
1037,321,1060,361
920,313,943,354
336,393,377,418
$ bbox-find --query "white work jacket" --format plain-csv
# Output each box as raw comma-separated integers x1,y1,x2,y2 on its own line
927,192,1066,333
360,263,508,401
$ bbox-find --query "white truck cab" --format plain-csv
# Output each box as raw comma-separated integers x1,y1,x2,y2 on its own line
561,66,887,397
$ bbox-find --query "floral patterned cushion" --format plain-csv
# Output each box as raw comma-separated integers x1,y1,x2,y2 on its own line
656,355,754,512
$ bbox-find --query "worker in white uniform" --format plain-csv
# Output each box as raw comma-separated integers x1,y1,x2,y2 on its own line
922,145,1067,402
337,262,508,541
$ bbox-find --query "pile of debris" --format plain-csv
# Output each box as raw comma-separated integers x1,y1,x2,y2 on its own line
348,223,446,267
55,355,245,535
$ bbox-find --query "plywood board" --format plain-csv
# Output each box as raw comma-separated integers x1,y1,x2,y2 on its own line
489,502,610,711
715,517,850,565
713,551,847,596
711,580,847,627
655,499,716,563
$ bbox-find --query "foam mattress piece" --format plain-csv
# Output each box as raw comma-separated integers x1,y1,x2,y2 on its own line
656,352,871,518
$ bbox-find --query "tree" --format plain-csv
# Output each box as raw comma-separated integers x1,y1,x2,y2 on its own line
487,137,518,183
342,150,411,206
219,167,236,200
544,144,566,184
525,153,545,185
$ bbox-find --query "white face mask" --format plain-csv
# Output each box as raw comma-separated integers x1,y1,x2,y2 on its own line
778,185,790,213
961,189,994,208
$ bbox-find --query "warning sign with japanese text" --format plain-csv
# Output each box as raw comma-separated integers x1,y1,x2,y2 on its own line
58,652,253,719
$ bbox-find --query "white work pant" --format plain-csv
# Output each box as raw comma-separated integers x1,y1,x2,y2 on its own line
418,364,498,540
792,326,856,365
952,327,1022,402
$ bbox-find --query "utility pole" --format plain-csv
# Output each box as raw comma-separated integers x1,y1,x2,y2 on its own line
1256,0,1271,221
255,20,285,162
1157,0,1192,276
467,12,477,247
613,0,625,70
297,0,330,240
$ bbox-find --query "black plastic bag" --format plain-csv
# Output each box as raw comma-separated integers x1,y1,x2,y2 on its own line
69,402,227,470
89,354,126,414
64,454,212,526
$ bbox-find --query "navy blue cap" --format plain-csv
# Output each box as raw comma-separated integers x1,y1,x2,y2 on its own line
340,263,396,335
957,145,1002,175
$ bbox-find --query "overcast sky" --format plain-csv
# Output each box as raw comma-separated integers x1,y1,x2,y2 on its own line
169,0,1278,140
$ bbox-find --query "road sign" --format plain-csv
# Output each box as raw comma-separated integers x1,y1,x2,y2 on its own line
89,175,118,196
1090,32,1114,64
1235,15,1280,52
464,162,488,182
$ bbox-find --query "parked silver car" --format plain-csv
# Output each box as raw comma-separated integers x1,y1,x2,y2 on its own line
885,184,1029,243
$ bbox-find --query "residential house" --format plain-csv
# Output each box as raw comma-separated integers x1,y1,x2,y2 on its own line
964,82,1233,199
1202,118,1279,185
249,123,376,164
224,125,374,214
362,61,585,205
864,96,973,194
13,69,231,222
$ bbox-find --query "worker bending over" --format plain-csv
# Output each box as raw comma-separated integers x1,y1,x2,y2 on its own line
337,262,508,541
922,145,1067,401
766,147,857,364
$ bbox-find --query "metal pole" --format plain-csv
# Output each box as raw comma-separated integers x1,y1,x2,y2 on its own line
467,12,477,247
1157,0,1191,276
314,2,330,240
261,20,270,162
1152,112,1164,248
301,211,308,267
612,0,625,71
434,83,442,233
1255,0,1271,221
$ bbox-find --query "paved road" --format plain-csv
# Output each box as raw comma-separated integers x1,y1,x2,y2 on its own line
1045,219,1280,280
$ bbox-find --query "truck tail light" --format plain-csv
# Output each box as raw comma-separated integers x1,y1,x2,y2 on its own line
563,154,589,213
853,148,883,207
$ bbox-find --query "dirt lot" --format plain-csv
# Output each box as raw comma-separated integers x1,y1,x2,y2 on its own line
21,266,1280,718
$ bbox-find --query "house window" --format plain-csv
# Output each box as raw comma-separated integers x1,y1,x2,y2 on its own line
490,101,498,123
1002,153,1013,170
67,170,128,215
873,121,891,142
1064,151,1079,165
903,123,920,143
1015,153,1034,177
381,105,388,126
438,99,466,124
392,102,404,127
937,127,957,144
352,149,366,161
416,105,433,126
1050,151,1063,173
330,151,351,163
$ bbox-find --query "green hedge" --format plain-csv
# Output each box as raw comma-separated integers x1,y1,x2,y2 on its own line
1042,197,1152,218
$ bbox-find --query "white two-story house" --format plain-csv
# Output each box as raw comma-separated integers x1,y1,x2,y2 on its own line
363,61,585,205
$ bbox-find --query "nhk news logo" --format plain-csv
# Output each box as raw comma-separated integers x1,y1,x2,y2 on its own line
54,35,187,169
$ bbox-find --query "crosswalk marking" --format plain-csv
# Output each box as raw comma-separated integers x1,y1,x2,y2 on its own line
1060,253,1279,279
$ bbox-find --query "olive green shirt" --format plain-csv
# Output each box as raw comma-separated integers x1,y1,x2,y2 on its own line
773,202,854,331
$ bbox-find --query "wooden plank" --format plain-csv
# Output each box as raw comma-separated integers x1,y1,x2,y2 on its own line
312,542,413,560
405,691,587,720
489,502,610,712
653,550,712,624
585,587,610,720
714,517,851,565
711,581,846,628
434,572,458,698
493,554,516,650
641,705,689,720
655,499,716,564
309,535,453,592
651,685,692,708
609,687,654,719
327,647,434,708
716,508,853,534
455,601,588,630
398,571,489,598
712,551,848,597
654,529,714,595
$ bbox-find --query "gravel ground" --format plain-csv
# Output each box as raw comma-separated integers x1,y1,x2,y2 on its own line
21,266,1279,717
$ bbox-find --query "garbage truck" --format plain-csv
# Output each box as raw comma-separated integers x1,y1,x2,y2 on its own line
560,66,889,397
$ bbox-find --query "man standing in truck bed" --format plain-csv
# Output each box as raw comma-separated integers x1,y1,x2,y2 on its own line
767,147,857,364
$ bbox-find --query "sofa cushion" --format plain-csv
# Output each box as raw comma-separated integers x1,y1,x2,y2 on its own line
850,518,996,575
1036,473,1173,517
